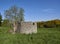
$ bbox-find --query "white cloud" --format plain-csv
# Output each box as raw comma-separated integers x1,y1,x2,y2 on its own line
42,9,55,12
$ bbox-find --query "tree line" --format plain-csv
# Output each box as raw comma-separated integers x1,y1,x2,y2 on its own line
37,19,60,28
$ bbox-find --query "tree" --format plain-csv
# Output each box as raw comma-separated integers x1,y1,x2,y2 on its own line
18,8,24,21
0,13,2,26
5,6,24,22
2,19,9,27
5,6,24,33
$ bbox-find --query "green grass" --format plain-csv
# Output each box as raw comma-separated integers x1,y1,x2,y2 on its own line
0,27,60,44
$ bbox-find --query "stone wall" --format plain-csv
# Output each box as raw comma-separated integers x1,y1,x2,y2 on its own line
15,22,37,34
20,22,37,34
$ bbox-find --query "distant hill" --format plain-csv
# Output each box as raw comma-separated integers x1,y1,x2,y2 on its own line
37,19,60,28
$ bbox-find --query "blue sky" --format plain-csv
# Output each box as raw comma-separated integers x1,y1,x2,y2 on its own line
0,0,60,21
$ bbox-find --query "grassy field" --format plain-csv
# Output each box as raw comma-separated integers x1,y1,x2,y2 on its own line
0,27,60,44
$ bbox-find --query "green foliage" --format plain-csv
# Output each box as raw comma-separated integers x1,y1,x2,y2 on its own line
0,27,60,44
53,19,60,27
2,19,8,27
0,13,2,26
37,19,60,28
37,22,45,28
2,19,11,27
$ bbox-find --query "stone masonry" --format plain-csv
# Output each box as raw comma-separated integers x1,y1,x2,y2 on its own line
14,22,37,34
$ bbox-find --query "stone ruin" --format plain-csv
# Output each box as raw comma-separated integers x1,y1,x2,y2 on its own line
13,21,37,34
